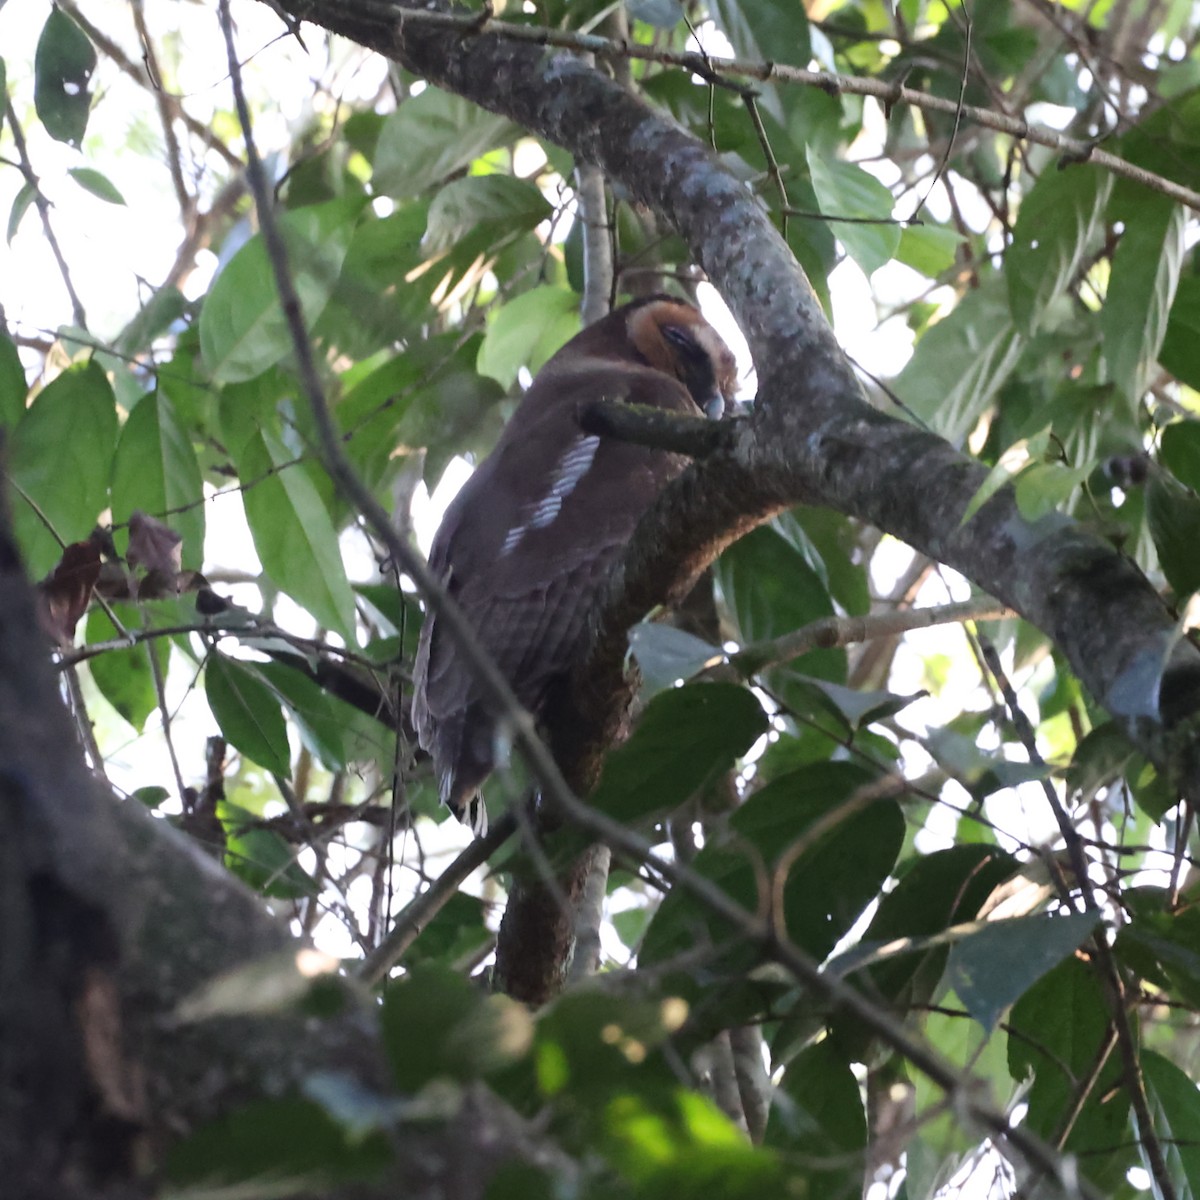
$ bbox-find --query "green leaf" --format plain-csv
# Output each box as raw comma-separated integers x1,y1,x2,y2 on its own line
34,10,96,147
777,675,917,734
111,390,205,569
896,223,963,278
1117,888,1200,1009
8,360,118,578
199,199,361,383
641,763,903,966
946,911,1100,1030
7,181,37,245
716,524,843,682
167,1095,390,1187
254,660,348,771
628,623,724,694
839,846,1017,1021
1161,275,1200,389
806,151,901,274
1161,420,1200,493
85,606,167,732
893,279,1024,445
0,327,26,429
224,817,315,899
422,175,550,255
1143,1050,1200,1200
1103,194,1185,406
589,683,768,826
205,655,292,777
67,166,126,205
382,965,532,1091
133,785,170,808
1009,956,1135,1192
707,0,810,67
767,1041,865,1191
398,892,491,967
374,91,517,199
238,426,358,642
627,0,684,28
1006,163,1111,335
114,287,187,358
477,286,580,389
1012,460,1092,520
1147,467,1200,599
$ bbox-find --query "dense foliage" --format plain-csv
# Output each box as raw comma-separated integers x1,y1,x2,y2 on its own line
5,1,1200,1197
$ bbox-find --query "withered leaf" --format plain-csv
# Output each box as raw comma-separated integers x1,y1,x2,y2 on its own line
37,540,101,644
126,510,182,576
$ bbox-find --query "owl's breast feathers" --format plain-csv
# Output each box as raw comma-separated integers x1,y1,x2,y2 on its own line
412,296,738,833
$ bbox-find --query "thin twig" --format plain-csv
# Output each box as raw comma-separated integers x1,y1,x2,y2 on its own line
730,596,1009,676
376,3,1200,211
358,812,517,985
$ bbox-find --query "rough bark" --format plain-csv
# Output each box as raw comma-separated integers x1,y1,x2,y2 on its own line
0,507,570,1195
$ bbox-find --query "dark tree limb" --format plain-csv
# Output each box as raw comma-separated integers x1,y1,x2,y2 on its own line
272,0,1200,1023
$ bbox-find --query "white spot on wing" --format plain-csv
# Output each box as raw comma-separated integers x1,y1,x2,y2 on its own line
500,434,600,556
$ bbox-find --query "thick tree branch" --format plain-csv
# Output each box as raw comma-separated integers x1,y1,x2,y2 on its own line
268,0,1200,805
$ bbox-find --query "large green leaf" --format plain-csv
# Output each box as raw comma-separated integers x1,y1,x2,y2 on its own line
33,10,95,147
199,199,361,384
222,804,316,899
707,0,810,68
237,426,358,642
1103,191,1185,406
7,181,37,245
167,1096,390,1188
477,286,580,389
1161,420,1200,493
1116,887,1200,1009
382,964,531,1091
1142,1050,1200,1199
1160,275,1200,390
628,622,724,694
1008,956,1134,1192
892,279,1024,445
8,360,118,578
1146,466,1200,600
0,327,26,430
588,683,767,826
1006,163,1110,335
767,1040,865,1200
715,524,844,683
640,763,903,966
205,655,292,778
111,390,205,569
423,175,550,255
946,911,1100,1031
85,605,168,733
840,846,1018,1020
807,151,901,274
374,91,517,199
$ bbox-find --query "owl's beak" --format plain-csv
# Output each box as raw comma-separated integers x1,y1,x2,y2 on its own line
703,392,725,420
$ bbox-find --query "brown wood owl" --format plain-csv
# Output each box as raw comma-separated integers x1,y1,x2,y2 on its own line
412,295,738,833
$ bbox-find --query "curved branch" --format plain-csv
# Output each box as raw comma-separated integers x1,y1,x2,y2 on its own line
277,0,1200,802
